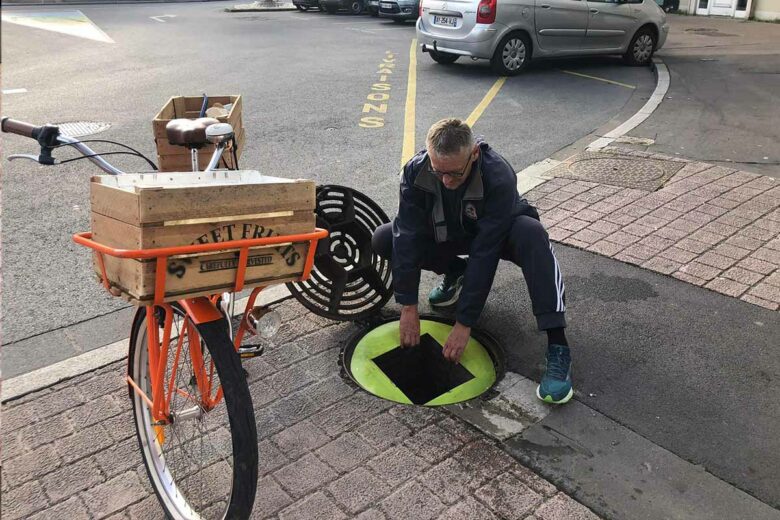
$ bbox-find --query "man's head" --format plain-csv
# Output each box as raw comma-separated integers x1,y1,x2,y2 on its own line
426,118,479,190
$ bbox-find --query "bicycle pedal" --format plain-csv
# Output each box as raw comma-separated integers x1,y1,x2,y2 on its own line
238,345,265,359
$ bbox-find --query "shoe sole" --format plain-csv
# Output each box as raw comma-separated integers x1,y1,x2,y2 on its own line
429,284,463,308
536,385,574,405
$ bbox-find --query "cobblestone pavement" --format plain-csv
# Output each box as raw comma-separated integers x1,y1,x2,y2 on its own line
1,299,600,520
527,147,780,311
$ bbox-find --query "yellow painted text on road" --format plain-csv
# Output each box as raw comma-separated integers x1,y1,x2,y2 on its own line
360,51,396,129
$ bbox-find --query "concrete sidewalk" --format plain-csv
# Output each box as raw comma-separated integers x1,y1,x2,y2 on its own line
0,299,600,520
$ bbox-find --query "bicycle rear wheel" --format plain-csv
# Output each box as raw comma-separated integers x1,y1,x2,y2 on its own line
128,305,258,519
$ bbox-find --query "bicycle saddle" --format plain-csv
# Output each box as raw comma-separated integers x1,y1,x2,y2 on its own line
165,117,220,147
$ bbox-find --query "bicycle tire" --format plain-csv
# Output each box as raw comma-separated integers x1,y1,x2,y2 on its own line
128,306,258,519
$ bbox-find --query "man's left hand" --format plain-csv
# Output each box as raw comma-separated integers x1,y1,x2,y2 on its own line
443,322,471,363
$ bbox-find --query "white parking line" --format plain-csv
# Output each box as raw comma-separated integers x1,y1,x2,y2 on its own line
2,88,28,95
150,14,177,23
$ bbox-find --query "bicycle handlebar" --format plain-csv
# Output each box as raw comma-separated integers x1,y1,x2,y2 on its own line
1,118,41,139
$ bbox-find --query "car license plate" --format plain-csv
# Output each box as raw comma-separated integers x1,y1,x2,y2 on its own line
433,15,458,27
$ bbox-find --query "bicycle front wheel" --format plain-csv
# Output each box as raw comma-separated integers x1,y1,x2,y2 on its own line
128,305,258,519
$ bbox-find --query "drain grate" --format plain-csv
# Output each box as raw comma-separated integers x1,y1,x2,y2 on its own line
550,151,686,191
53,121,111,137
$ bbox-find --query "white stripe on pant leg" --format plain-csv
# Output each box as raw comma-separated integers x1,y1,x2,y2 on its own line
550,244,563,312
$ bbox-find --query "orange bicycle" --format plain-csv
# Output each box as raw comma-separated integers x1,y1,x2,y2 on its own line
2,116,391,519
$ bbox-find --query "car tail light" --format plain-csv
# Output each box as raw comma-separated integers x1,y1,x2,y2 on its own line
476,0,496,23
419,0,423,17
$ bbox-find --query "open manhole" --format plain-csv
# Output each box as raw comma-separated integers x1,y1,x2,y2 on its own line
551,151,686,191
341,316,505,406
53,121,111,137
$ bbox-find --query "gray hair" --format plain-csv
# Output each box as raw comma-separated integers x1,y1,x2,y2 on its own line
426,118,475,157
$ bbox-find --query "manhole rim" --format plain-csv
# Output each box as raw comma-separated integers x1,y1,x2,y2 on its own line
340,314,506,407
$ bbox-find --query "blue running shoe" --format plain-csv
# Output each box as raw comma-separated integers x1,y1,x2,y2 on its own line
537,344,573,404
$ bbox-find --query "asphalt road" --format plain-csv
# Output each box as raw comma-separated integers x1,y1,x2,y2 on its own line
1,2,651,344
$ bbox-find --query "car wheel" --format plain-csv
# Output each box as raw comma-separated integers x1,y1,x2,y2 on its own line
490,32,531,76
624,27,656,66
429,50,459,65
349,0,364,14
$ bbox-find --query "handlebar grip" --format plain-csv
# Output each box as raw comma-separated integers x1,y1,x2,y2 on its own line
1,118,41,139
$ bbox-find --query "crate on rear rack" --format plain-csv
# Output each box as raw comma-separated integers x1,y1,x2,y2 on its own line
89,170,315,304
153,95,244,172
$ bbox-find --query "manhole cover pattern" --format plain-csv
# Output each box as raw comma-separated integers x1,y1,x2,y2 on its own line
53,121,111,137
552,151,686,191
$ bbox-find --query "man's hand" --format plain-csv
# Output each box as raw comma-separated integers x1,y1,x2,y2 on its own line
400,305,420,347
443,322,471,363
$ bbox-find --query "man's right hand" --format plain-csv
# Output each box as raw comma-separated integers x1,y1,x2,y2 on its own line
400,305,420,347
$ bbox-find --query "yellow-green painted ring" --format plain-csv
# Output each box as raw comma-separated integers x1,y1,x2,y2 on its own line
341,316,505,407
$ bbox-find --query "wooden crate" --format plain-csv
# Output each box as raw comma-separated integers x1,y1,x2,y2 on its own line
153,95,243,172
90,170,316,304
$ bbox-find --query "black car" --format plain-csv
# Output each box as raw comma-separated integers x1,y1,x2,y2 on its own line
320,0,366,13
378,0,419,22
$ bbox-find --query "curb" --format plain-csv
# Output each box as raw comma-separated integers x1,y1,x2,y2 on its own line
0,285,291,403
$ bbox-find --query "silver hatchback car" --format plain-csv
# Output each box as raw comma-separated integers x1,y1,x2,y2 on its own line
416,0,669,75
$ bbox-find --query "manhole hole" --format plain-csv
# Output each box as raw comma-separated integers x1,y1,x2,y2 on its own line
551,151,686,191
53,121,111,137
341,316,505,406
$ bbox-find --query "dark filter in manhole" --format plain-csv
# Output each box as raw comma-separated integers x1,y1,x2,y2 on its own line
371,333,475,405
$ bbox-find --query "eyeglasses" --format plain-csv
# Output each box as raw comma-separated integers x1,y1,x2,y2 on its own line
429,154,474,179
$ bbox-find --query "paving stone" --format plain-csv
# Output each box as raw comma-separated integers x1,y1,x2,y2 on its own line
453,440,515,481
737,256,776,275
420,457,477,505
244,358,277,384
678,262,721,282
55,422,114,464
709,196,742,210
436,417,482,444
547,226,573,242
262,344,308,370
683,210,716,226
266,391,320,429
764,270,780,287
674,238,711,255
588,240,625,257
42,456,105,503
2,443,61,488
474,472,543,519
250,476,294,519
381,481,444,520
705,277,749,298
101,410,135,442
304,375,354,410
697,203,729,217
613,251,644,266
355,413,412,451
297,348,341,379
355,508,387,520
689,230,725,246
67,394,123,428
273,453,338,498
751,247,779,266
561,237,590,249
602,212,635,226
439,496,498,520
17,413,74,450
743,225,778,241
511,465,558,498
715,213,752,229
570,229,605,245
249,379,281,408
254,404,286,440
604,231,641,247
558,199,589,213
316,432,377,473
1,480,49,520
642,256,682,275
696,251,737,270
80,371,124,400
2,400,39,432
368,445,431,488
126,495,164,519
279,492,347,520
713,243,753,261
653,226,689,242
534,493,600,520
586,220,621,236
672,271,707,287
389,404,441,430
266,361,318,397
272,419,331,460
28,496,90,520
666,218,702,234
699,221,739,237
327,467,390,514
258,438,291,476
747,282,780,304
740,293,779,311
404,424,463,464
617,244,659,262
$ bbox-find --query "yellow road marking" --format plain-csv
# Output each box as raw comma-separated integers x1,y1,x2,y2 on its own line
401,38,418,168
560,70,635,89
464,77,507,128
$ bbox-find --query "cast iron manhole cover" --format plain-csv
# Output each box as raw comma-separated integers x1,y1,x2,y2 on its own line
551,151,686,191
341,316,505,406
53,121,111,137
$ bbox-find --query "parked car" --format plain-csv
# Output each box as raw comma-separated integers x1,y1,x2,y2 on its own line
368,0,380,15
293,0,322,10
320,0,366,13
416,0,669,75
379,0,420,22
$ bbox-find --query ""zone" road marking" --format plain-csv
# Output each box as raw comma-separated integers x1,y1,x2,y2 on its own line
359,50,396,129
